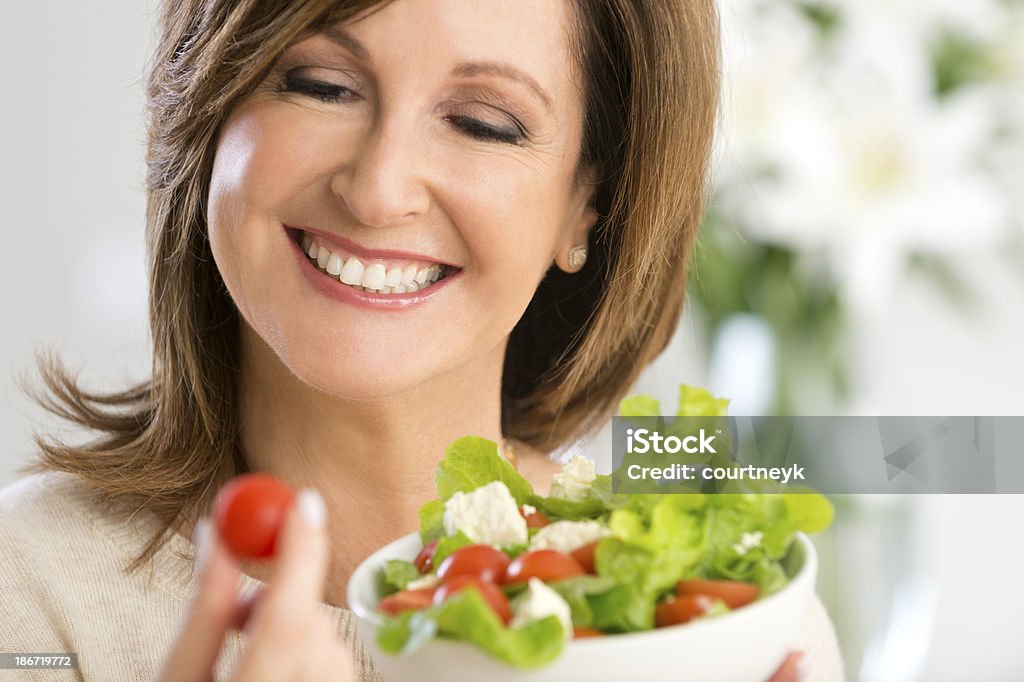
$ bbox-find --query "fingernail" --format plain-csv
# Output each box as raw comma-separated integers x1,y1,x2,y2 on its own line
296,488,326,530
796,654,811,681
192,518,213,577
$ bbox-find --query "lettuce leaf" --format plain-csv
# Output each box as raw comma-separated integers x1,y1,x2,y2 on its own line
435,436,535,504
383,559,420,593
418,499,446,543
536,475,619,519
676,385,731,417
432,531,473,567
378,589,564,669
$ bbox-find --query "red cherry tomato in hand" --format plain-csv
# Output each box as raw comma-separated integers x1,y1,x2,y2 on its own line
655,594,716,628
213,473,295,560
571,541,598,574
520,508,551,529
504,549,585,584
414,540,439,574
676,579,759,609
437,544,511,583
378,587,437,616
433,575,512,624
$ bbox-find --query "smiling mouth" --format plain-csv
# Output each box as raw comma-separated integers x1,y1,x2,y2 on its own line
290,229,457,295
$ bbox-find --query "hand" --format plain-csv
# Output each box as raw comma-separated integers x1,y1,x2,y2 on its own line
767,652,806,682
159,489,355,682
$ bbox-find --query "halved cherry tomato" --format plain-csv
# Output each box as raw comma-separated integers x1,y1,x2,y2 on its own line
520,508,551,529
213,473,295,560
414,540,439,574
436,544,510,583
432,575,512,624
378,586,437,616
676,579,758,609
654,594,716,628
571,541,598,574
572,626,604,639
504,549,585,584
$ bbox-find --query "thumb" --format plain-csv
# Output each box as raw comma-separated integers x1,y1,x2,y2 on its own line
159,518,240,682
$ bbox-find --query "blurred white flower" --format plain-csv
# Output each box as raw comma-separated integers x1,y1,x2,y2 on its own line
715,0,1020,312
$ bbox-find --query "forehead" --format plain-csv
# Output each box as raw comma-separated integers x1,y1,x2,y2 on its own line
338,0,579,107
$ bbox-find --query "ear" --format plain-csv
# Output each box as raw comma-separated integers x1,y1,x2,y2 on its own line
554,164,600,274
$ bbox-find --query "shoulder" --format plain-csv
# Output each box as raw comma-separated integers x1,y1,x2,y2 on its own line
0,472,115,652
0,471,200,676
0,470,99,536
0,471,130,575
0,470,169,582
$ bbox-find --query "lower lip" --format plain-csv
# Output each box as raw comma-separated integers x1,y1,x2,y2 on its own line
287,228,461,311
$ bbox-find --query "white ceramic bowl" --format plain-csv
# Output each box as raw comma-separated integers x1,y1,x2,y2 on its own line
348,532,817,682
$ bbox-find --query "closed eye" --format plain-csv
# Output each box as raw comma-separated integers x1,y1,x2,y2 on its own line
280,73,358,104
445,115,525,145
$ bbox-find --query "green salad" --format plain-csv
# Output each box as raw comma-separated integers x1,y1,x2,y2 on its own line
374,386,834,669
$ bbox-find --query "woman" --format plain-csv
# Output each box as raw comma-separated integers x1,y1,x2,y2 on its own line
0,0,842,680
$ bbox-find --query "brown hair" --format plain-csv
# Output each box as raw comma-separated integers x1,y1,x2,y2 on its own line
23,0,720,572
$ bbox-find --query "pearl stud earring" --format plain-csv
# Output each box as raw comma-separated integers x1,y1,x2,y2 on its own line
568,245,588,270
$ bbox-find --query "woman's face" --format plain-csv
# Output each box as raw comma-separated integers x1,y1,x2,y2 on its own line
208,0,596,400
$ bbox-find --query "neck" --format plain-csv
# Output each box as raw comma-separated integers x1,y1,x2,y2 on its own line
235,324,507,605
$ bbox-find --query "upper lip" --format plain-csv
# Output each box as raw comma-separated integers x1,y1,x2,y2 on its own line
289,225,460,268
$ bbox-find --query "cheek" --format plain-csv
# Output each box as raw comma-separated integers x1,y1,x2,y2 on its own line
206,105,352,308
435,154,573,279
209,106,344,233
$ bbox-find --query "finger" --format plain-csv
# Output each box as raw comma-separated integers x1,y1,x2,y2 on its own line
300,613,355,682
159,519,240,682
264,487,330,608
766,651,806,682
230,587,266,632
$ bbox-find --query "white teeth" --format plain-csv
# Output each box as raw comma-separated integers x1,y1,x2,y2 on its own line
302,234,452,295
363,263,387,290
339,257,365,285
401,264,418,286
326,253,343,276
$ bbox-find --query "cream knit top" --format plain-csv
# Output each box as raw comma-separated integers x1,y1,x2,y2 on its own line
0,472,844,681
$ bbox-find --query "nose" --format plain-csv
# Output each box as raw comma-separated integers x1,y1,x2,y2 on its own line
329,117,431,228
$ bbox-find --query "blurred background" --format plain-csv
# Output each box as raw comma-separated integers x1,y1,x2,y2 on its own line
1,1,1022,680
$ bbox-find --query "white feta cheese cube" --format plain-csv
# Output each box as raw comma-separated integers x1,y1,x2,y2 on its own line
549,455,597,502
528,520,612,554
442,481,528,547
510,578,573,640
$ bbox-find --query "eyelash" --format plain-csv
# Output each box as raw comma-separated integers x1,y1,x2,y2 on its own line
280,74,527,146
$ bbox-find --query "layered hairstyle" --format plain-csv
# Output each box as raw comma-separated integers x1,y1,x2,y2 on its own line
25,0,720,570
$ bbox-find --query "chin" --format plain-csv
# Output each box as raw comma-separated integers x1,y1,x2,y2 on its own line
280,337,447,403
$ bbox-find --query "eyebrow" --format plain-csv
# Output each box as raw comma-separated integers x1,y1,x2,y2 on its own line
319,27,553,113
321,26,372,63
451,61,554,113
